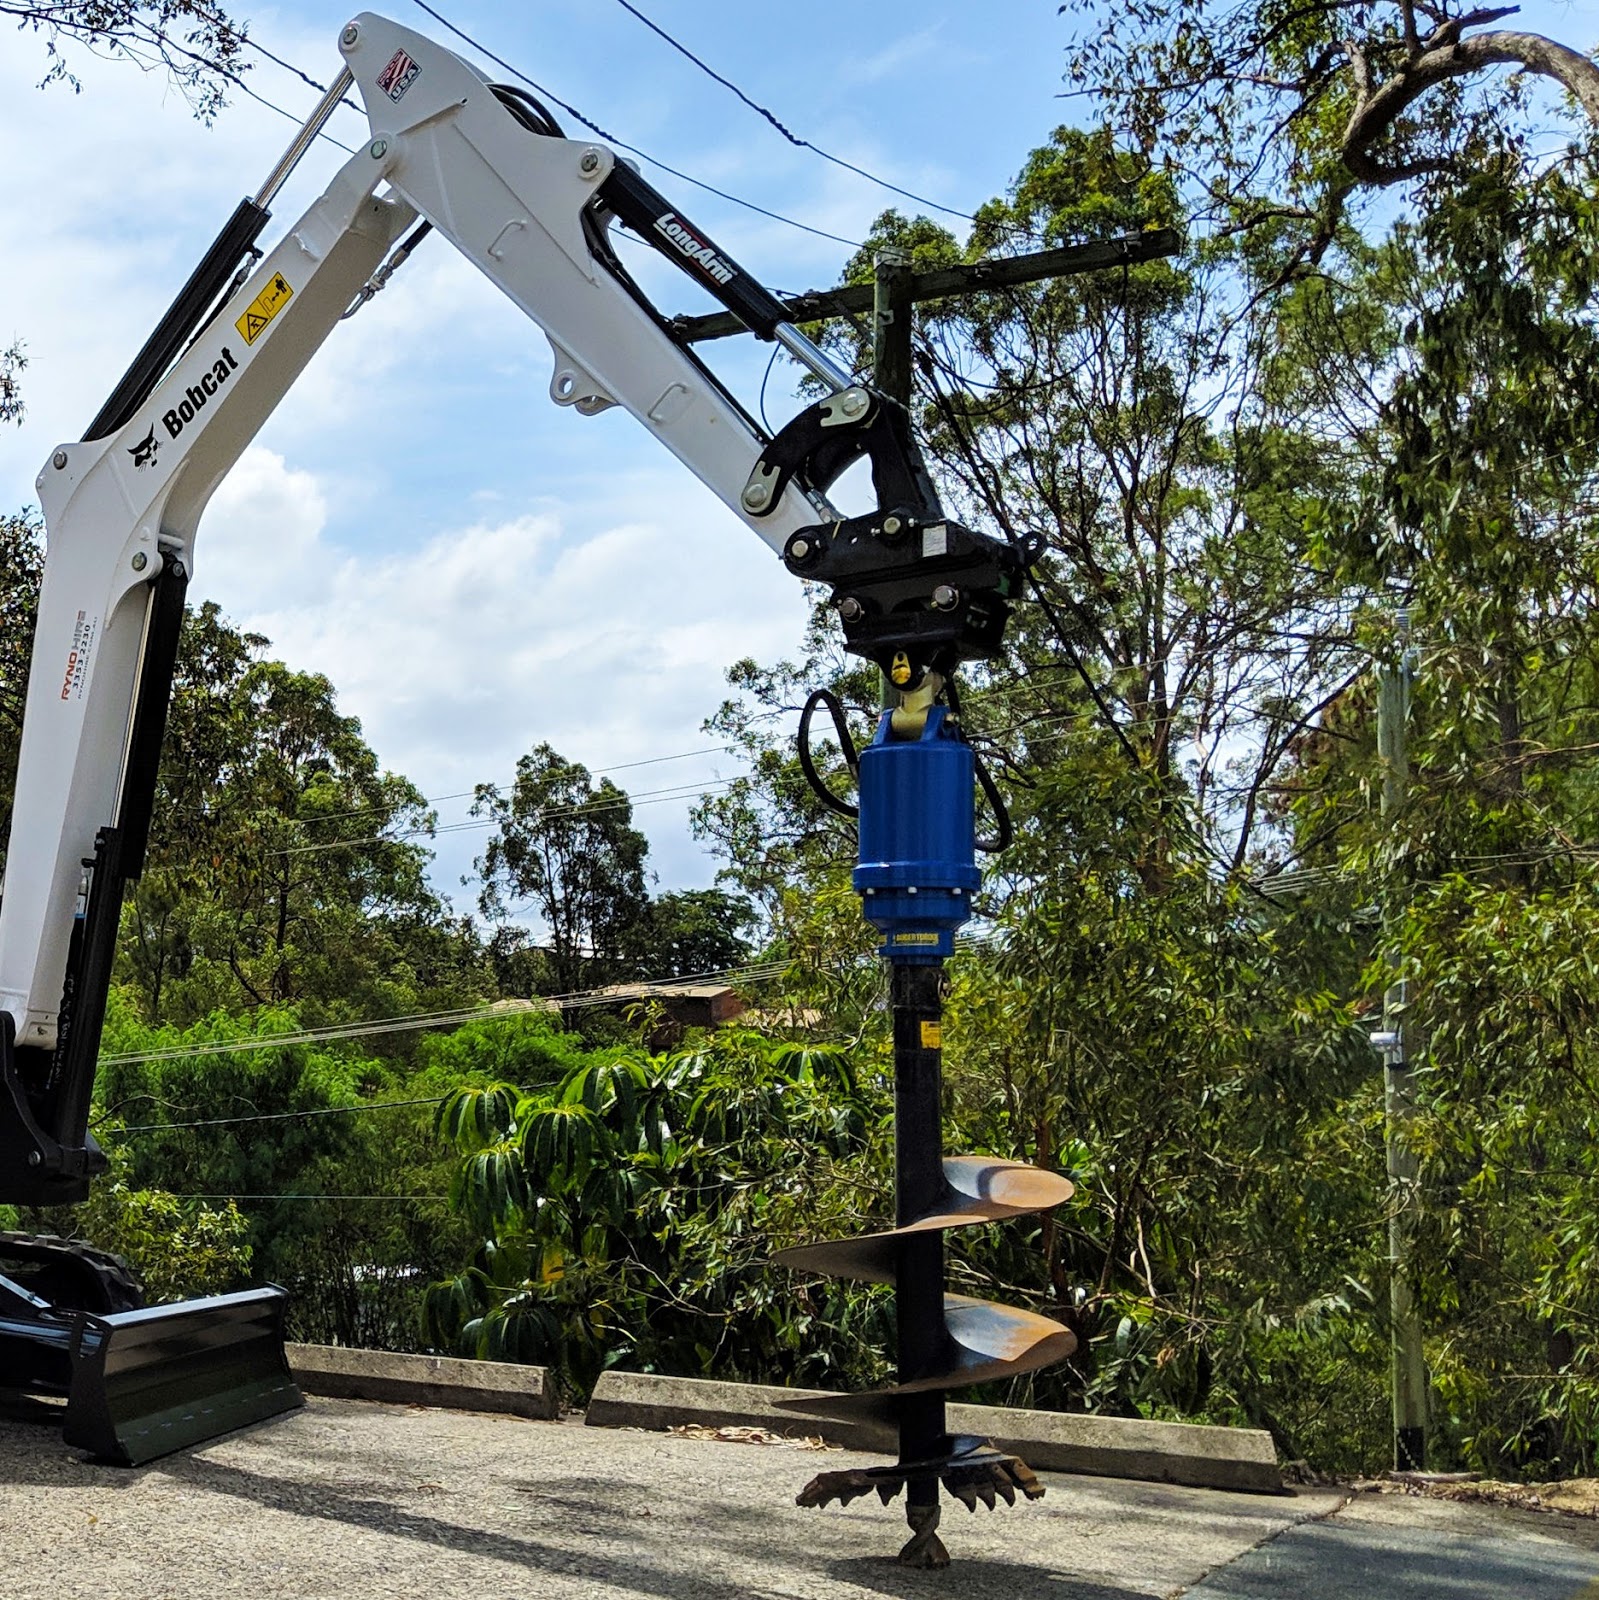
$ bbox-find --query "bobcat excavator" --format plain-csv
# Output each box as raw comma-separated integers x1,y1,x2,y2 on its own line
0,14,1079,1565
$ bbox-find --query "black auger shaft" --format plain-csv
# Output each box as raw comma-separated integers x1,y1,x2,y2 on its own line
893,961,949,1496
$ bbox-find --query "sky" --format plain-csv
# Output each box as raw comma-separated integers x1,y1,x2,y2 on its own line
0,0,1077,919
2,0,1596,927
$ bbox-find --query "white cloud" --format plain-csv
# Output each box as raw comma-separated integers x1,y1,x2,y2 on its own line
193,451,806,902
201,447,329,609
0,4,1058,910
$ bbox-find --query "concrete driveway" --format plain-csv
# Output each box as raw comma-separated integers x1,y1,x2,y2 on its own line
1,1398,1595,1599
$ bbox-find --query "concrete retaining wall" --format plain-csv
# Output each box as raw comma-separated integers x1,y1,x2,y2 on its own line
287,1344,558,1420
585,1371,1280,1493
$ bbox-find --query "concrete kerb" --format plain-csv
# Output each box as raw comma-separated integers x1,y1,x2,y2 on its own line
283,1349,1279,1493
286,1344,559,1419
584,1370,1283,1494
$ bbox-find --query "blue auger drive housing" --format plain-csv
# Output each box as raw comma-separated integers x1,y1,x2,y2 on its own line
854,707,980,962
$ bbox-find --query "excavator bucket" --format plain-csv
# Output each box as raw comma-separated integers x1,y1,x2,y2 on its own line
63,1287,303,1466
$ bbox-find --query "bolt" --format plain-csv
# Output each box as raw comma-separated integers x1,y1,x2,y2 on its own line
578,148,604,176
837,596,865,622
839,389,867,418
52,450,67,470
932,584,960,612
26,1151,40,1167
370,138,388,160
788,537,813,563
882,515,904,538
742,481,771,511
131,552,149,572
340,22,360,46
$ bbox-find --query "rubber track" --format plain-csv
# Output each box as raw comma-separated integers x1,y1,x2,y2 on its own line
0,1231,145,1314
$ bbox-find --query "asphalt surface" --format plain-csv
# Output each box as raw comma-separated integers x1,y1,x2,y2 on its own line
0,1397,1595,1599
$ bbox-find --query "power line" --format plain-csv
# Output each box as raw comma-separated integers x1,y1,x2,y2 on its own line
162,1192,446,1203
270,777,740,858
606,0,1021,235
118,13,360,155
98,957,792,1070
407,0,864,250
285,742,744,832
115,1095,446,1135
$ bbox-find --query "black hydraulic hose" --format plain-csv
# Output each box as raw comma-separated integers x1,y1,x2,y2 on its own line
944,678,1012,852
973,750,1013,855
490,82,564,137
798,690,860,820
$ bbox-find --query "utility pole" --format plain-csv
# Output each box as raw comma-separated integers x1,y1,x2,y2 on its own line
1372,607,1427,1471
872,246,914,709
871,245,914,405
673,229,1183,347
678,232,1181,716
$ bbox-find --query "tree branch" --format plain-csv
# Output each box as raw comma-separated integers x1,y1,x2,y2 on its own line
1341,24,1599,187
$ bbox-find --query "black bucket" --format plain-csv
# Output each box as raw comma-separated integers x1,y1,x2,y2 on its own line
63,1285,303,1465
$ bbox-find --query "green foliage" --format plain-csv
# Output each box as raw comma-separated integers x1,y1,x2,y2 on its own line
0,340,24,426
17,1,248,121
1057,0,1594,276
71,1149,252,1303
122,602,476,1027
0,511,41,871
86,994,514,1346
623,888,756,979
428,1025,886,1397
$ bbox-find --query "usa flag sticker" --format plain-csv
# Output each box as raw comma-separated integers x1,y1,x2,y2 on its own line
377,48,421,102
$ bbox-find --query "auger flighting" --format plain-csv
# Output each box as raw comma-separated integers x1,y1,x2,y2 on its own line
778,677,1077,1568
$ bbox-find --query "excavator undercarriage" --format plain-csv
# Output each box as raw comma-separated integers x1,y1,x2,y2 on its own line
0,1232,300,1465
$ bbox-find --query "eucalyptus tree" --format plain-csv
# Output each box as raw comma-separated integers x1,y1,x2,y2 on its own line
10,0,247,120
120,601,465,1026
472,744,651,997
1062,0,1599,276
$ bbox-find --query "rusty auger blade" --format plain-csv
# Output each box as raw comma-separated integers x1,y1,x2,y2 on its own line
773,1157,1075,1284
772,1295,1076,1420
773,986,1079,1563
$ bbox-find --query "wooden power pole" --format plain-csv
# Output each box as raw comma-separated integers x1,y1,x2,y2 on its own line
1373,608,1428,1470
676,229,1181,714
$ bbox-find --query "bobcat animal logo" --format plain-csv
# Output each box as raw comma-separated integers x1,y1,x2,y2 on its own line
128,426,159,470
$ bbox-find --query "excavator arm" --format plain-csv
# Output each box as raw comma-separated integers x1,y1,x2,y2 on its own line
0,13,1036,1502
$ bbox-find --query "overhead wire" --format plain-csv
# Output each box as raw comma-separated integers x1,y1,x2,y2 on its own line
407,0,865,250
283,742,744,833
108,12,360,154
157,1193,447,1203
99,957,793,1072
269,777,741,858
605,0,1034,240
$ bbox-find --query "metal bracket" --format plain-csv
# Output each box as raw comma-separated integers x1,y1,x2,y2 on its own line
547,338,617,415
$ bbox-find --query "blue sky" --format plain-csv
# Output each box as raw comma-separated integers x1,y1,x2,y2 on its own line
0,0,1076,917
2,0,1595,925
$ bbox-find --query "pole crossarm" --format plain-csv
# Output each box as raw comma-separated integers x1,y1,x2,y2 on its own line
670,228,1185,344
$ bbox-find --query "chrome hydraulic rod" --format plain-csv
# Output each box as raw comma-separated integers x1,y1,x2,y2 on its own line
253,66,356,210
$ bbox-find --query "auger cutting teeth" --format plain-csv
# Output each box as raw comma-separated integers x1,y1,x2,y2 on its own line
796,1441,1046,1515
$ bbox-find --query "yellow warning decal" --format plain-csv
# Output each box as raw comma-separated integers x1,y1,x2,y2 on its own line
236,272,294,345
919,1021,942,1049
891,932,941,947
